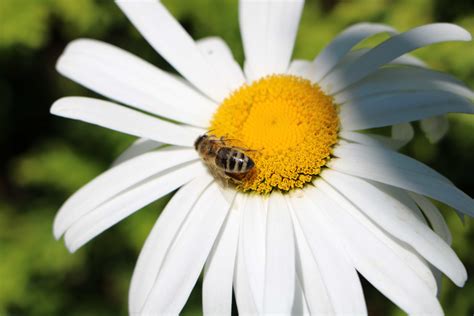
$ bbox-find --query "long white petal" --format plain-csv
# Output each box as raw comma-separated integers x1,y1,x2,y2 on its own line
54,147,198,239
335,48,428,71
372,182,426,221
116,0,229,102
239,0,303,81
233,195,259,315
338,174,448,296
329,144,474,217
333,143,451,182
321,170,466,286
196,37,246,92
340,123,414,151
64,162,205,252
340,131,401,150
346,181,448,295
57,39,216,127
263,192,295,314
239,195,267,312
409,193,452,245
291,215,334,315
286,56,424,85
51,97,203,147
308,23,396,82
129,174,213,313
293,276,311,316
202,194,242,316
374,183,447,295
334,66,474,104
339,90,474,130
287,59,311,77
289,191,367,315
322,23,472,94
111,138,162,167
140,182,235,315
311,184,444,315
288,51,424,84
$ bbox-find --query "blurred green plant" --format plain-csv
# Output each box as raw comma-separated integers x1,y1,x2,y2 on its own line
0,0,118,50
0,0,473,315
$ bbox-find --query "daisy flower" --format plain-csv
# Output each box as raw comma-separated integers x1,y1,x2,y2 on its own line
51,0,474,315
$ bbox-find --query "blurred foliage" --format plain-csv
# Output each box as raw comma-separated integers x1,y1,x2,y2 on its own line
0,0,473,315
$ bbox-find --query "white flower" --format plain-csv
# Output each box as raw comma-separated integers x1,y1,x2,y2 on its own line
51,0,474,315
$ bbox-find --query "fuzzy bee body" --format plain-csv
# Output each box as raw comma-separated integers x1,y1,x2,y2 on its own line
194,134,255,184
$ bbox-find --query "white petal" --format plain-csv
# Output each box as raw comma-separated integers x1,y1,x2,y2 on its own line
339,131,407,150
373,183,447,295
57,39,216,127
64,162,205,252
289,191,367,315
129,174,213,313
292,218,333,315
239,0,304,81
196,37,246,92
322,23,472,94
287,59,311,77
421,116,450,143
335,48,428,71
338,123,414,150
51,97,203,147
339,90,474,130
390,54,428,67
263,192,295,314
140,182,235,315
292,276,311,316
409,193,452,245
373,182,426,221
307,23,396,82
333,142,450,182
329,143,474,217
116,0,229,102
111,138,162,167
54,147,198,239
311,184,444,315
202,194,242,316
321,170,466,287
341,123,414,150
334,66,474,104
233,196,259,315
239,194,267,312
288,46,424,85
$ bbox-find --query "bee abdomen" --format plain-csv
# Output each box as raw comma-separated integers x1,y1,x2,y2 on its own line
216,148,255,174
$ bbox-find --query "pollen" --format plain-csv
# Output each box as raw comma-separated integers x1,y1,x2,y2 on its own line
209,75,339,194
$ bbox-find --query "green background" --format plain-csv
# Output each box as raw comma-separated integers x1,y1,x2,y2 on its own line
0,0,473,315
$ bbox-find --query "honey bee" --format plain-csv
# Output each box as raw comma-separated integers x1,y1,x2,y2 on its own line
194,134,255,184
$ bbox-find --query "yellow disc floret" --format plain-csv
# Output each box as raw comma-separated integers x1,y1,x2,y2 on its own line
209,75,339,194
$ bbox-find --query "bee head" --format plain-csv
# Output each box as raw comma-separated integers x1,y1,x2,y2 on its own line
194,134,206,150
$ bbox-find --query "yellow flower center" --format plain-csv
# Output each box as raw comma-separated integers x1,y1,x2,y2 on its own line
209,75,339,194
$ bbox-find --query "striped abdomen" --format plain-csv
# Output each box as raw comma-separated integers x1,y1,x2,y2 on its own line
215,147,255,174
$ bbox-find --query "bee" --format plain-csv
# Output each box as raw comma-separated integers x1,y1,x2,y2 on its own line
194,134,255,184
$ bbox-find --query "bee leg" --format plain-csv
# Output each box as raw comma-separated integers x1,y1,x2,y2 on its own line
204,165,232,188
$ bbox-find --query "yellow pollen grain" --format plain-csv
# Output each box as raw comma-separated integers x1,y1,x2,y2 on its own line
209,74,339,194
